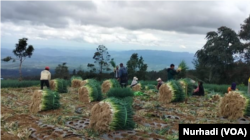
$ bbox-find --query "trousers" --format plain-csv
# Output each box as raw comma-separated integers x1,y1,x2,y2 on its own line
41,80,50,90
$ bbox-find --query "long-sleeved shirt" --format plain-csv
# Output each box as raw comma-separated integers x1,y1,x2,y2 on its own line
131,80,138,86
40,70,51,80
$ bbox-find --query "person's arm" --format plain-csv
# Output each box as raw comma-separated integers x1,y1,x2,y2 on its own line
194,86,199,92
169,69,178,75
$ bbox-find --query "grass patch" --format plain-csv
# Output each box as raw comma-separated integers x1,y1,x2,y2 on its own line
1,80,40,88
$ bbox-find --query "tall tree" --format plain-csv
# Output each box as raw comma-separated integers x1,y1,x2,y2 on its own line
126,53,148,80
194,26,244,83
137,56,148,80
2,38,34,81
54,62,70,79
88,45,111,75
239,14,250,64
239,14,250,41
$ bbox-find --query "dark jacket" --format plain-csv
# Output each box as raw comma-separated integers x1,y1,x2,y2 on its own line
198,84,204,96
118,66,128,83
167,68,179,81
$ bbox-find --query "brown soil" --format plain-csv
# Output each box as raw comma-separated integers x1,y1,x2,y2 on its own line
1,86,249,140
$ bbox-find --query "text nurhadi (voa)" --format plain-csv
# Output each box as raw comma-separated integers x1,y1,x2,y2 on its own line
183,128,218,135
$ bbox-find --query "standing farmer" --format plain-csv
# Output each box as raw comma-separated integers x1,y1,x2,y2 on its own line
166,64,180,81
118,63,128,88
40,66,51,90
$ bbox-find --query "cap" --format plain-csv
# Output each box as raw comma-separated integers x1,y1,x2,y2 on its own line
45,66,50,70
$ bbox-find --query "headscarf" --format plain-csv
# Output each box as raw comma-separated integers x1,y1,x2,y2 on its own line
231,82,236,90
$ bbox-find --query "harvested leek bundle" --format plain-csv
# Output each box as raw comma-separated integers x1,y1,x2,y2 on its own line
159,80,185,104
218,91,250,120
106,87,134,98
49,78,68,93
29,89,60,113
101,79,120,94
78,84,98,103
106,88,134,105
177,60,188,71
70,76,82,88
145,84,156,90
89,97,135,132
132,83,141,91
78,79,102,102
80,79,102,100
178,78,195,97
80,78,99,86
71,76,82,81
121,96,134,106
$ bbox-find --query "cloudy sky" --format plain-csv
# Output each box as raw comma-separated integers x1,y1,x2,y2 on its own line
1,0,250,53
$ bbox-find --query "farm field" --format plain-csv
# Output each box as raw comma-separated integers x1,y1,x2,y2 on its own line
1,80,250,140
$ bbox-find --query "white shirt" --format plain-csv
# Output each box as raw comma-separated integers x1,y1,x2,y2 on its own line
40,70,51,80
131,80,138,86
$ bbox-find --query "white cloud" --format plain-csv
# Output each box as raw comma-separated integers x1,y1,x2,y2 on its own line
1,21,208,52
180,45,187,49
1,1,249,53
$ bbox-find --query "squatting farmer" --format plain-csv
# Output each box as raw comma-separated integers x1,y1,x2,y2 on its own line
156,78,164,90
40,66,51,90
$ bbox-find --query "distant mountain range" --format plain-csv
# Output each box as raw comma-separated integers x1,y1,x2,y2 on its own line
1,48,196,73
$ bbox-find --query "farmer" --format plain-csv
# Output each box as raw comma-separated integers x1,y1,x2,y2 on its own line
227,82,238,93
156,78,164,90
118,63,128,88
114,66,119,79
192,81,204,96
40,66,51,90
166,64,180,81
130,76,138,88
